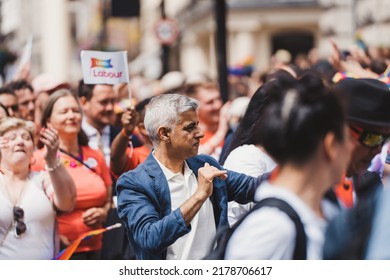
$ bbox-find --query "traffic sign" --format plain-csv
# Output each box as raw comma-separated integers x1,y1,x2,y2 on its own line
154,18,180,45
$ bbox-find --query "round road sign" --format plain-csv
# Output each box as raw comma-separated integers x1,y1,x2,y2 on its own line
154,18,180,45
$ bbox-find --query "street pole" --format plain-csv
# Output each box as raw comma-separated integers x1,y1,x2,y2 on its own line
160,0,169,77
215,0,228,103
100,0,109,50
350,0,357,38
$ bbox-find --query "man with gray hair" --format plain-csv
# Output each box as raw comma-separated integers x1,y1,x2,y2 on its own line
116,93,264,260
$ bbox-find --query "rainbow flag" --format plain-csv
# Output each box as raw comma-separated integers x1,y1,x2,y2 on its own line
90,58,113,69
332,71,358,83
54,223,122,260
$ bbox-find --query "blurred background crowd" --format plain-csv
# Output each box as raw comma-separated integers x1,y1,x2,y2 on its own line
1,0,390,260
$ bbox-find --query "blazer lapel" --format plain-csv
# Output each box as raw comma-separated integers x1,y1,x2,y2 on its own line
143,153,172,215
187,157,221,227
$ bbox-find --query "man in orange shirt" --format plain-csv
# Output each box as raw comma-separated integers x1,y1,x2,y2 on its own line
183,82,230,159
110,98,152,178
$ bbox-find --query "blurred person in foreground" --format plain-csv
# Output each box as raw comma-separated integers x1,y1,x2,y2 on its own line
365,174,390,259
116,94,265,260
221,75,296,225
0,117,76,259
225,74,352,259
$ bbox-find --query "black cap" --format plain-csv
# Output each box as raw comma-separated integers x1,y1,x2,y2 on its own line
333,78,390,127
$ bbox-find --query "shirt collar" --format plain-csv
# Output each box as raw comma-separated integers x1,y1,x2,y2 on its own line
82,119,110,137
153,152,192,181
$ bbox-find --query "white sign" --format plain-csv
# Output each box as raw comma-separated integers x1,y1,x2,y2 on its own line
18,35,33,71
80,50,129,85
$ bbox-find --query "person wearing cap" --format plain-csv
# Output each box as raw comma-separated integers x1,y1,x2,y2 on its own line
329,78,390,208
323,78,390,260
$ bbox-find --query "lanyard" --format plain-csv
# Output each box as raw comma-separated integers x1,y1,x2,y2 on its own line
59,147,96,173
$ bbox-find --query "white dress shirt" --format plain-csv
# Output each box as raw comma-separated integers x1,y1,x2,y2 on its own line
82,120,111,166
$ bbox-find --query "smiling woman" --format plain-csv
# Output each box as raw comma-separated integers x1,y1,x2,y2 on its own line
0,117,76,259
30,89,113,260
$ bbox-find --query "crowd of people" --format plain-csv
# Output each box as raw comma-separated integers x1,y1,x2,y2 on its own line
1,39,390,260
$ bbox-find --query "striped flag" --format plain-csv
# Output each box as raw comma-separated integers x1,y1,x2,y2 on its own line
54,223,122,260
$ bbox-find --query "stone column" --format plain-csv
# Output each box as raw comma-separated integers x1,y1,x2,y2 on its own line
180,32,209,78
232,31,255,65
41,0,71,81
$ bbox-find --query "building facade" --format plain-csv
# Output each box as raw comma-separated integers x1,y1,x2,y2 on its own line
0,0,388,83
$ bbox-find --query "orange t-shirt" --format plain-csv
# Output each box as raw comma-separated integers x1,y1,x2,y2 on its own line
200,130,224,147
31,146,112,253
200,130,224,160
112,145,151,179
334,177,354,208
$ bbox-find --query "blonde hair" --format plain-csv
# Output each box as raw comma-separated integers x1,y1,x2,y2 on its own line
0,117,36,142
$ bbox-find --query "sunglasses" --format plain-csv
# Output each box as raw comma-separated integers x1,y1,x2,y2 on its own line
5,105,19,113
349,125,390,148
13,206,26,236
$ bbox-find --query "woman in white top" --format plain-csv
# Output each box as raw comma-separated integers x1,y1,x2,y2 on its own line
0,117,76,259
225,73,352,259
221,80,292,225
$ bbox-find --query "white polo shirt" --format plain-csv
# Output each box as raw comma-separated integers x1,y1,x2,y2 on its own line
154,154,216,260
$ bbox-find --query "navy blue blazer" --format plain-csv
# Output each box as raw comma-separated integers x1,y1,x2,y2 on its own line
116,153,264,260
